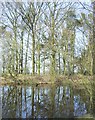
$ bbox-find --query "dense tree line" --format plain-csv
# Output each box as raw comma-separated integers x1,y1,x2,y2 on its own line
0,1,94,77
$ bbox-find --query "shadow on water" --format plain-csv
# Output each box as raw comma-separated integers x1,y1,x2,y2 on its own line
1,83,95,119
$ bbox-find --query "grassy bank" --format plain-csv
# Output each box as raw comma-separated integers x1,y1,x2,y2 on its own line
0,74,93,87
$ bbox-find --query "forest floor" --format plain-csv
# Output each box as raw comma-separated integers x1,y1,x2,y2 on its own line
0,74,93,88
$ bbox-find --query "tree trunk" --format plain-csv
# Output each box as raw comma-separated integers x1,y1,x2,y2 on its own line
37,39,40,75
92,1,95,75
51,13,56,77
38,52,40,75
58,53,61,74
2,55,5,74
63,57,66,75
25,32,30,74
92,1,95,117
43,53,45,74
32,29,35,75
14,26,18,75
20,31,24,74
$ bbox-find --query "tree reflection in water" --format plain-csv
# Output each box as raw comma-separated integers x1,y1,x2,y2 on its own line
1,85,94,118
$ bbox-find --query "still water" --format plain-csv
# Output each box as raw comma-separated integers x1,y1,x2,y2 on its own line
1,84,95,119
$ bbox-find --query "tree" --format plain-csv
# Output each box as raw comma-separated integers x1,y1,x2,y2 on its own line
1,2,21,76
0,1,93,77
17,2,43,75
92,1,95,75
91,1,95,117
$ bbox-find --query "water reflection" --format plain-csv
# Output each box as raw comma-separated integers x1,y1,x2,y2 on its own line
1,85,93,118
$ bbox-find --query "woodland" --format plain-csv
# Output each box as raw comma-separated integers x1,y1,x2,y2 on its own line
0,1,95,119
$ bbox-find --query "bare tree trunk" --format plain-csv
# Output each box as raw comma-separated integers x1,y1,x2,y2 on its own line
32,29,35,75
14,25,18,75
25,32,30,74
20,31,24,74
58,53,61,74
92,1,95,75
43,53,45,74
51,9,56,77
92,1,95,117
38,52,40,75
63,57,66,75
2,55,5,74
